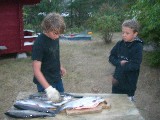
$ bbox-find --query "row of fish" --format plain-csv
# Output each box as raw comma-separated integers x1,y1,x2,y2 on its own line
5,92,74,118
5,92,105,118
5,99,57,118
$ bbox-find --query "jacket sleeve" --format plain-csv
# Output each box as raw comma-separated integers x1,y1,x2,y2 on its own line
123,43,143,71
109,42,121,66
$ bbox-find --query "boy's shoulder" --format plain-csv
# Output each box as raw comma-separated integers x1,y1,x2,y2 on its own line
134,37,143,44
36,33,48,42
34,34,46,46
115,40,124,46
134,37,143,47
131,38,143,51
116,40,123,44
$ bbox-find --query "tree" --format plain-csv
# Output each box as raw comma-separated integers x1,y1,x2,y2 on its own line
128,0,160,46
86,1,133,43
66,0,111,27
23,0,63,32
127,0,160,67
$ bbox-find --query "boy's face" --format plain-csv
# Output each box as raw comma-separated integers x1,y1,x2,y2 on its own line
46,31,60,40
122,26,138,42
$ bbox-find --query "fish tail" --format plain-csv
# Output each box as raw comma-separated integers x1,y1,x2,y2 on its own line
54,106,62,114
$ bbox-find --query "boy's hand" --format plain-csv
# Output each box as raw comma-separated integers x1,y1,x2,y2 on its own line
112,78,119,86
45,86,61,102
60,67,66,77
120,60,128,66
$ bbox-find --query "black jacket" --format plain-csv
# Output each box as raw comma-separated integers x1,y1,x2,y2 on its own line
109,37,143,93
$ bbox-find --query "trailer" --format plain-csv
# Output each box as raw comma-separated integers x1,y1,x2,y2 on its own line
0,0,41,56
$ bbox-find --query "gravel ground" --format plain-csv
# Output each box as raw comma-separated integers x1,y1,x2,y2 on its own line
0,33,160,120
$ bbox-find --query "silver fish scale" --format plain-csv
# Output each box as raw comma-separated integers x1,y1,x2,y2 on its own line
5,109,54,118
15,99,56,109
60,96,104,110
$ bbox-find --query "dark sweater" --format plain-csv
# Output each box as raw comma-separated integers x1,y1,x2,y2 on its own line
32,33,61,85
109,37,143,96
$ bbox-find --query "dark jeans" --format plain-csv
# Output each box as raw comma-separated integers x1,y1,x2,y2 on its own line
112,85,135,96
112,85,127,94
36,79,64,92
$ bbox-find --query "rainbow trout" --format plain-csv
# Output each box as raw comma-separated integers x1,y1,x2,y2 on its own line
5,109,54,118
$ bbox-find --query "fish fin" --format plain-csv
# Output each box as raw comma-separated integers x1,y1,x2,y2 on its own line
54,106,62,114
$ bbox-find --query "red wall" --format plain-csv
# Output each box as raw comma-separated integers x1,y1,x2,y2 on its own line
0,1,21,55
0,0,40,55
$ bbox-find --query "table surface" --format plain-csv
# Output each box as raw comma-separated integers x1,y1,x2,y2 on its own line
4,92,145,120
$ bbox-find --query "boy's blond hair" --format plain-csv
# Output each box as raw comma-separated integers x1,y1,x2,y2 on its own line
41,12,66,34
122,19,140,33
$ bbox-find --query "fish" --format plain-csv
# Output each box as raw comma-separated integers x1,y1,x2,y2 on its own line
56,96,104,113
14,103,56,114
28,92,82,107
5,109,54,118
14,99,57,109
29,92,49,101
60,92,83,98
51,96,72,106
29,92,83,100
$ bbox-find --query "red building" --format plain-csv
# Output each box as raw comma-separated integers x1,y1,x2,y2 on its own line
0,0,40,55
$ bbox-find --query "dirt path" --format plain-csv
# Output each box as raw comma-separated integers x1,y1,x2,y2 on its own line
0,33,160,120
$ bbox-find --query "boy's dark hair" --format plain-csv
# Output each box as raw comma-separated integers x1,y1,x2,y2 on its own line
41,12,66,34
122,19,140,33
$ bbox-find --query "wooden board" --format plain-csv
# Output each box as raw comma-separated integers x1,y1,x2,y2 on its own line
66,99,111,115
66,106,103,115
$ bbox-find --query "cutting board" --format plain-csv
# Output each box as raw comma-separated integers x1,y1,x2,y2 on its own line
66,99,111,115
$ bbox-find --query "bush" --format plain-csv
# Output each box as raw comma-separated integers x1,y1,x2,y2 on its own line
65,26,85,34
143,51,160,68
87,14,120,43
127,0,160,68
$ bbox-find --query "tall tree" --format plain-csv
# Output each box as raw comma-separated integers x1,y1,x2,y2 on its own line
23,0,63,32
128,0,160,67
128,0,160,46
